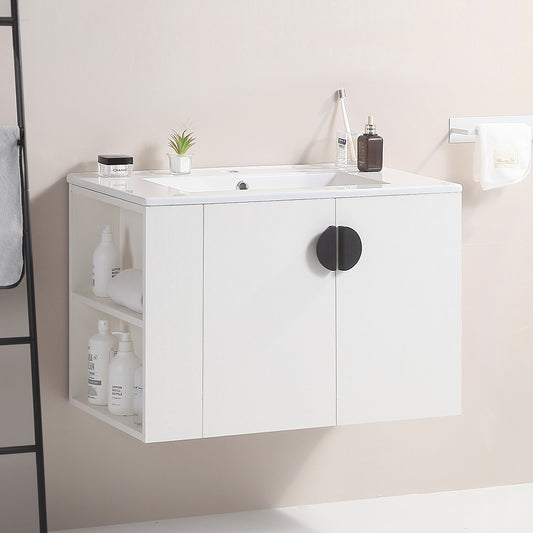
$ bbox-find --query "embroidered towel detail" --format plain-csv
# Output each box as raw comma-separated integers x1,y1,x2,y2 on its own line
107,269,143,314
473,123,531,190
0,126,23,288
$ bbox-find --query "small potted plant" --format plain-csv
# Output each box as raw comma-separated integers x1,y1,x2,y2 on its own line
167,129,196,174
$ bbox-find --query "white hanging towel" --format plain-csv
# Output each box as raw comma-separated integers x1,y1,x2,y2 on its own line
0,126,23,288
473,123,531,190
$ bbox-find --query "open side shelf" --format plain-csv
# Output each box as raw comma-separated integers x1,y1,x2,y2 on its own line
70,397,143,441
69,298,145,439
69,186,146,440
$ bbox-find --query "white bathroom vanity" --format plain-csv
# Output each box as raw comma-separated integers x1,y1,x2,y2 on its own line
67,165,462,443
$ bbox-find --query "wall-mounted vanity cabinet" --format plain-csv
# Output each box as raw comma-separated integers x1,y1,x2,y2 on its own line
68,165,461,443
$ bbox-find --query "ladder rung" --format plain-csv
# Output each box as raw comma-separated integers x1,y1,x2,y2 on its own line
0,336,32,346
0,17,15,26
0,444,36,456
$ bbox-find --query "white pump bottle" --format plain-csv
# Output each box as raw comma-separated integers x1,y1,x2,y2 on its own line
107,332,141,416
92,225,120,297
88,319,116,405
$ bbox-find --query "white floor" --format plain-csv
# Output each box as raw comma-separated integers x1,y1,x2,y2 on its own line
55,483,533,533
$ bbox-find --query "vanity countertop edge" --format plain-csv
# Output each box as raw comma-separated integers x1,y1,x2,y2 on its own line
66,164,462,206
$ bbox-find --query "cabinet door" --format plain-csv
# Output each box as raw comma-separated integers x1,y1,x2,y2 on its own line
203,200,336,437
144,205,203,442
336,193,461,425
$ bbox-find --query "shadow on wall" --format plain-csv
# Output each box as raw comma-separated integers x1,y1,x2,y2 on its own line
47,418,334,528
28,177,70,398
413,131,490,211
444,141,480,206
414,133,450,176
297,92,338,165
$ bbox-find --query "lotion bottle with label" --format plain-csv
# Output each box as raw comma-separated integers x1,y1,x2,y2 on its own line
92,225,120,297
108,331,141,416
88,319,116,405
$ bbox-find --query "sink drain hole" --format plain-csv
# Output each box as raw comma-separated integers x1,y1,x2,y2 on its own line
236,181,249,190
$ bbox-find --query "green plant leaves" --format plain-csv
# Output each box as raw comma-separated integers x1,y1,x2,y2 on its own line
168,129,196,155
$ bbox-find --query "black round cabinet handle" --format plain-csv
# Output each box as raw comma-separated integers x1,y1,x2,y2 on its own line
338,226,362,271
316,226,337,271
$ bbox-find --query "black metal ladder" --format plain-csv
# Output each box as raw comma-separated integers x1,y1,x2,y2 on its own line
1,0,47,531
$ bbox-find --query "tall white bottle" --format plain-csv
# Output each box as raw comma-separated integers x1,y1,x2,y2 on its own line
108,332,140,416
88,319,116,405
92,225,120,297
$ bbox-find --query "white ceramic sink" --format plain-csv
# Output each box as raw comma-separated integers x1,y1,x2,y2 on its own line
144,170,387,193
66,165,461,206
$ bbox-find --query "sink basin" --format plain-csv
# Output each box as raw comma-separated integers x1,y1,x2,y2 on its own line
67,164,461,206
144,170,387,193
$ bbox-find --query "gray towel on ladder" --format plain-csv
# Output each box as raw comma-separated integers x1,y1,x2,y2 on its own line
0,126,23,288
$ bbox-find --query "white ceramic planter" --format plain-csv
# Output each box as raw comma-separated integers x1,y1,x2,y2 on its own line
168,154,192,174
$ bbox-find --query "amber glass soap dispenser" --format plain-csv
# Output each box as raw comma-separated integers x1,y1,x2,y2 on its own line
357,115,383,172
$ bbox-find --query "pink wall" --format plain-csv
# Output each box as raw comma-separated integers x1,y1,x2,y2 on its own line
2,0,533,530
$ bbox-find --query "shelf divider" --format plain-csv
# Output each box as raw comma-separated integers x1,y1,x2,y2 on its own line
72,290,143,327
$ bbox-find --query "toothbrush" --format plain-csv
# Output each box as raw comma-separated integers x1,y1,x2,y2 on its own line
337,88,357,162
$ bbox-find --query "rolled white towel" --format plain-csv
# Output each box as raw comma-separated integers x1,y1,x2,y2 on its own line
108,269,143,314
